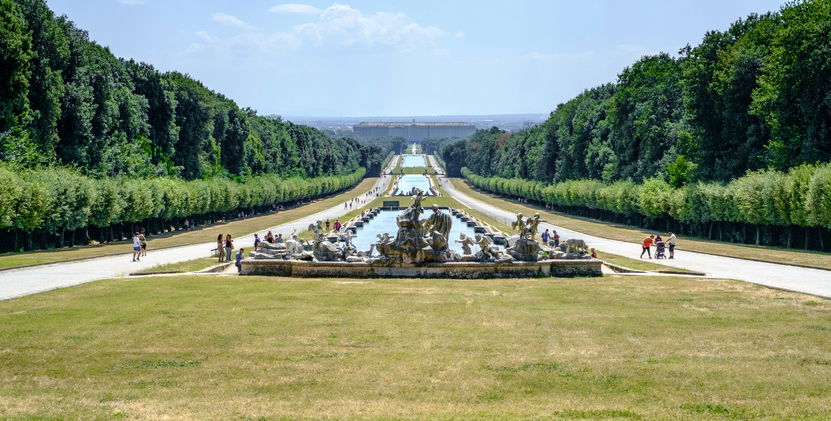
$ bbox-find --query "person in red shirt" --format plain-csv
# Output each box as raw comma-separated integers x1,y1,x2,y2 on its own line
640,235,655,259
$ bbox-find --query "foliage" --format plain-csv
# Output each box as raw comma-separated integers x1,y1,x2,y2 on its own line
0,0,379,179
463,163,831,229
0,164,365,234
444,1,831,185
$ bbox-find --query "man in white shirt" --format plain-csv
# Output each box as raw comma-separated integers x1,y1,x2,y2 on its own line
667,232,677,259
132,232,142,262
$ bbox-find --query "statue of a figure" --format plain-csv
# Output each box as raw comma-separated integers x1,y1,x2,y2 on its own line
475,234,501,261
526,213,541,239
411,188,425,210
511,213,524,233
423,204,452,239
511,213,530,238
456,233,474,255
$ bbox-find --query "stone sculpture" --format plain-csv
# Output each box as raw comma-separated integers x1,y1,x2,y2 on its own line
456,233,475,255
506,212,542,261
374,190,454,264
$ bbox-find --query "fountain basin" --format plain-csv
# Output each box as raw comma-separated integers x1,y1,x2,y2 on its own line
240,258,602,278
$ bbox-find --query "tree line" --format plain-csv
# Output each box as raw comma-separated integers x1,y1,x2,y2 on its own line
441,1,830,185
0,0,385,179
462,165,831,251
0,165,366,252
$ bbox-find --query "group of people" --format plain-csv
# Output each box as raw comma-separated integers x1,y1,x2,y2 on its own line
540,228,561,247
131,232,147,262
640,233,677,259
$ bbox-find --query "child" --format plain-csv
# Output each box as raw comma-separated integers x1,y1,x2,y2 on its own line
254,234,261,251
235,248,245,272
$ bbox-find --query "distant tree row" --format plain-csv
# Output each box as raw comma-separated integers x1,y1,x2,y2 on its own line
463,164,831,250
0,0,383,179
0,164,366,252
441,0,830,184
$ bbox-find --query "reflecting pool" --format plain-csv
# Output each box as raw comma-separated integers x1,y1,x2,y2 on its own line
395,174,432,195
401,154,427,167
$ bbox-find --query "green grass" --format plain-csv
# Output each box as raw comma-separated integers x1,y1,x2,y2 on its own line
450,178,831,270
133,257,223,274
393,166,436,175
595,251,695,274
0,274,829,419
0,178,379,271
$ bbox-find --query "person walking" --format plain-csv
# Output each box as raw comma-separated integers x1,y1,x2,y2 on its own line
667,232,677,259
139,233,147,257
217,234,225,262
640,235,654,259
254,234,261,251
131,232,142,262
224,234,234,262
541,229,551,246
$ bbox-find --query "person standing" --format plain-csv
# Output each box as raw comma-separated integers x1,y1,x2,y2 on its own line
640,235,654,259
131,232,142,262
254,234,261,251
326,220,331,231
541,229,551,246
217,234,225,262
139,233,147,257
552,230,560,247
667,232,677,259
224,234,234,262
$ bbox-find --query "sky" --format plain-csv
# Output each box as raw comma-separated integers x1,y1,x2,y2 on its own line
47,0,786,117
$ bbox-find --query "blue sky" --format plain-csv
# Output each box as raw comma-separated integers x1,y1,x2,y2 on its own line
47,0,786,117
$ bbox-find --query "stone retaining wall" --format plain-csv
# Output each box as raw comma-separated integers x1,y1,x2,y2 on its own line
240,258,602,278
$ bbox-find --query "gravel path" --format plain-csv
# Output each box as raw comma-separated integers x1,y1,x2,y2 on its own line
439,175,831,298
0,173,394,301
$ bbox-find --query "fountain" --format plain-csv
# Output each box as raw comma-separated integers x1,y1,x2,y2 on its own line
240,188,602,278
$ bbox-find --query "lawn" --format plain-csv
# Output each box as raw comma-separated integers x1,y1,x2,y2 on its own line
0,274,828,419
0,178,379,271
449,178,831,271
133,257,224,275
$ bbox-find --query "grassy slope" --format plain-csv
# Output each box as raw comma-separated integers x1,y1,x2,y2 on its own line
0,178,379,270
0,275,829,419
450,178,831,270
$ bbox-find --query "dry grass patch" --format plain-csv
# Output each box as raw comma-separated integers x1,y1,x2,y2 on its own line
0,274,829,419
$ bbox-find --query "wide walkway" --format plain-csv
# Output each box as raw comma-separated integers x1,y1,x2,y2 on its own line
0,171,395,301
439,175,831,298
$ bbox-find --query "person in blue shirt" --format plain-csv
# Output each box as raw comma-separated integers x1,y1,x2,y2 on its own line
235,248,245,272
541,229,551,245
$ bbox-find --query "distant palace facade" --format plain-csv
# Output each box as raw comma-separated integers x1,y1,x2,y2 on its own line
353,122,476,141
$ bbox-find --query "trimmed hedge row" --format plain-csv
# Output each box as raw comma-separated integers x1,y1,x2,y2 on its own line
462,165,831,250
0,167,365,251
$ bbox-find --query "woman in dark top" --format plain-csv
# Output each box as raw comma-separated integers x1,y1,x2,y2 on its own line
224,234,234,262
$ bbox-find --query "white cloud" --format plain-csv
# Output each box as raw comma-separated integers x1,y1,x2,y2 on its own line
190,3,445,58
213,13,253,30
269,3,322,14
118,0,145,5
290,3,443,49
